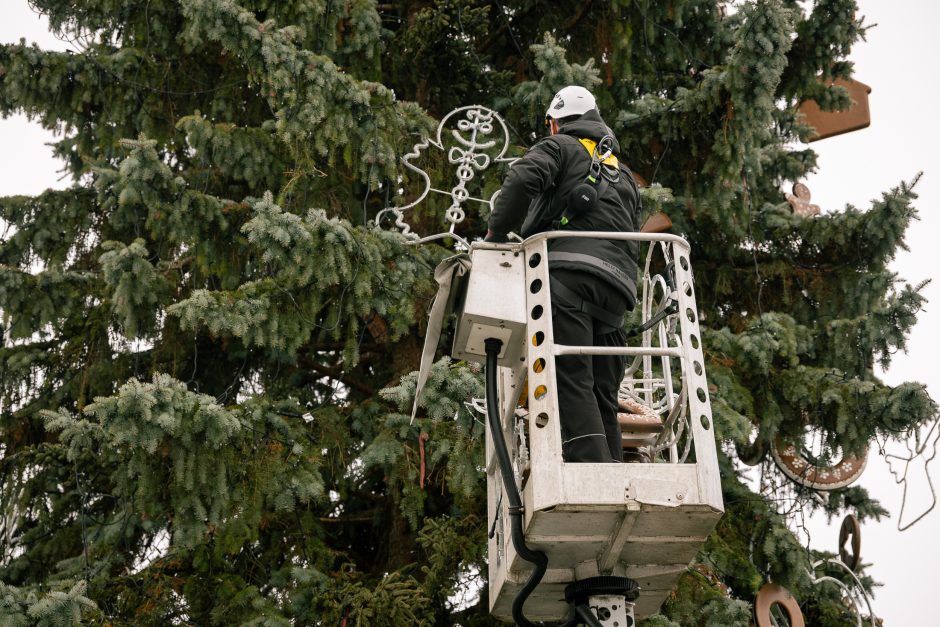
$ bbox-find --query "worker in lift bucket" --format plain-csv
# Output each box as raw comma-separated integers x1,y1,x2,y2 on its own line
485,86,642,463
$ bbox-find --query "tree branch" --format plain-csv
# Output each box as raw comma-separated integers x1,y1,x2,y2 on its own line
564,0,594,31
302,360,375,397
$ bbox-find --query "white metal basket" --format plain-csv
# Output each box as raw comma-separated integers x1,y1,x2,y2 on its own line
478,232,723,621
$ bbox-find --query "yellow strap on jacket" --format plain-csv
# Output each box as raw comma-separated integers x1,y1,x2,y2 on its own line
578,138,619,167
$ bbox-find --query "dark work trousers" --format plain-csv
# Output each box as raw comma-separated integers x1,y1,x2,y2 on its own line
549,269,630,463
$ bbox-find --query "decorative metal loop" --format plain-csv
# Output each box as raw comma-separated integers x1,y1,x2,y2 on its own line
449,147,491,172
374,105,516,245
445,206,466,226
809,559,879,626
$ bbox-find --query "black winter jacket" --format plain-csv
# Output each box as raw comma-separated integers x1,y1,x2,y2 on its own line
487,109,641,306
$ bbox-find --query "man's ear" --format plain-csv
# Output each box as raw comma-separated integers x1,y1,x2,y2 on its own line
549,119,560,135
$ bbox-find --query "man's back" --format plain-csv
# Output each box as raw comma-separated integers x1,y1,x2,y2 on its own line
489,107,641,306
485,86,644,462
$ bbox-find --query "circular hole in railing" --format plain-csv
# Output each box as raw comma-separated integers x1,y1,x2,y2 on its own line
530,278,542,293
531,305,544,320
533,331,544,346
536,412,549,428
679,256,689,271
534,385,548,400
528,253,542,268
694,361,703,375
700,415,711,430
686,308,696,323
696,387,707,403
533,358,546,373
690,334,700,349
683,281,692,297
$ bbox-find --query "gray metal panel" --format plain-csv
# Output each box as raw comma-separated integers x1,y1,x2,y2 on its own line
505,503,721,580
526,510,622,537
629,508,722,538
619,537,706,564
453,247,528,366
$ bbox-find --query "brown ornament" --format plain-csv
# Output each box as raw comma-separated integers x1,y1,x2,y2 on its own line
839,514,862,571
798,78,872,142
786,182,821,218
755,583,805,627
617,398,663,458
639,211,673,233
771,437,867,491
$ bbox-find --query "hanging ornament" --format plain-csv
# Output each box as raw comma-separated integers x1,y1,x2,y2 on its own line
771,437,867,490
755,583,805,627
838,514,862,571
798,78,872,142
786,182,821,218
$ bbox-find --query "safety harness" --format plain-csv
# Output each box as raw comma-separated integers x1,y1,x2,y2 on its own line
578,137,620,168
555,135,621,228
550,135,634,332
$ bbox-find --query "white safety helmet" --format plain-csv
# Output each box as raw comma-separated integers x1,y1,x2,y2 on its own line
546,85,597,120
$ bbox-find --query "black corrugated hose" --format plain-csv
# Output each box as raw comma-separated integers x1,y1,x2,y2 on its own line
483,338,589,627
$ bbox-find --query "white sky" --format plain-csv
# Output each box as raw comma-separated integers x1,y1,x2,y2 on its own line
0,1,936,623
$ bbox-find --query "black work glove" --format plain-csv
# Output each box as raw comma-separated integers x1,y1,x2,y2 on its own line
483,229,510,243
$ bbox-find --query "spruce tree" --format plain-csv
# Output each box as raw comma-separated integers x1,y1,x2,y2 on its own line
0,1,933,625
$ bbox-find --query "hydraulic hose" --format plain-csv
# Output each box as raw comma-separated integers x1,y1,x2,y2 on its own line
484,338,578,627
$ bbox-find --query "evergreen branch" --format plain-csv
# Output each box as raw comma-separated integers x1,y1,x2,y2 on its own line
302,359,375,397
476,2,539,56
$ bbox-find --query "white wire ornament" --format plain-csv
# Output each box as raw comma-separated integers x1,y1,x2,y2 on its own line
374,105,516,247
883,411,940,531
808,558,879,627
753,516,879,627
616,239,693,463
